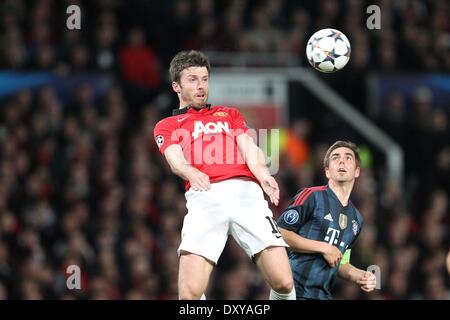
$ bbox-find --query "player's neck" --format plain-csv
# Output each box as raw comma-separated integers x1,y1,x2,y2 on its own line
178,101,188,109
178,101,206,110
328,179,354,207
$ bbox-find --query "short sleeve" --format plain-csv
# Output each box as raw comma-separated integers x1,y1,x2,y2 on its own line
229,107,256,141
277,189,315,232
153,119,179,154
229,108,249,131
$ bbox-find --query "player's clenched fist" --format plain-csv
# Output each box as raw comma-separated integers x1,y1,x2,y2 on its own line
357,271,377,292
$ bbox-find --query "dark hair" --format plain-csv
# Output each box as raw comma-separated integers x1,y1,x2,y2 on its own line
323,140,361,168
169,50,211,83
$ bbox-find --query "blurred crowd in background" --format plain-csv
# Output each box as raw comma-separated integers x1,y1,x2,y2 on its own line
0,0,449,299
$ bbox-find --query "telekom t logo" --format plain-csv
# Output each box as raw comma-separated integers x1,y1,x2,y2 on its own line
324,227,340,245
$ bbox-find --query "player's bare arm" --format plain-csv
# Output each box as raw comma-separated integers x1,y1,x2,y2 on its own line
338,264,377,292
164,144,210,191
236,134,279,205
338,263,365,282
279,228,342,267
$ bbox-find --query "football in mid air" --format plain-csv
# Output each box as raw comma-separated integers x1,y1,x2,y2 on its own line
306,28,351,73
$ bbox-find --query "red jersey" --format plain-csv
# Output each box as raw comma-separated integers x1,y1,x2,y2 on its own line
153,105,258,189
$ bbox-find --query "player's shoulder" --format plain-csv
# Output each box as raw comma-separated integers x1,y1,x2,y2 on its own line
300,185,328,196
349,201,364,224
292,185,326,206
154,114,181,130
210,105,240,114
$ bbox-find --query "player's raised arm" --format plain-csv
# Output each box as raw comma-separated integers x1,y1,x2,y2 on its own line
164,144,210,191
236,134,279,206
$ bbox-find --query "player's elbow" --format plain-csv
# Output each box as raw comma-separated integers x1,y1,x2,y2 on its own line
167,161,179,174
337,265,346,278
279,228,295,246
164,148,183,173
337,264,351,280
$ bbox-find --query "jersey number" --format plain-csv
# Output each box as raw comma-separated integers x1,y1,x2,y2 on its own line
266,216,282,238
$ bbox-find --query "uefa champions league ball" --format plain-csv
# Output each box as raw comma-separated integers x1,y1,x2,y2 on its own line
306,28,351,73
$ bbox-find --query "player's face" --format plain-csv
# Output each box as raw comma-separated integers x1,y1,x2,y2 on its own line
325,147,360,183
173,66,209,109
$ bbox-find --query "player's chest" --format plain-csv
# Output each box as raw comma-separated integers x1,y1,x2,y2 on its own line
178,114,233,139
311,207,358,251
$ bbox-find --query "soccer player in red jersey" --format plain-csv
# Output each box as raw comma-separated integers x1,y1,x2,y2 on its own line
153,50,295,300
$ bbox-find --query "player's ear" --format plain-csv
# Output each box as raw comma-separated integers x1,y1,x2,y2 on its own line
172,81,181,94
354,166,360,178
325,167,331,179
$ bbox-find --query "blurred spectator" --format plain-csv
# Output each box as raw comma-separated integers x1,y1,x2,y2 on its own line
247,6,283,52
93,18,119,72
119,28,161,90
286,118,311,167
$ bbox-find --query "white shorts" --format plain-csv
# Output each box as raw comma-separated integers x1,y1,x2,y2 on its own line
178,178,288,264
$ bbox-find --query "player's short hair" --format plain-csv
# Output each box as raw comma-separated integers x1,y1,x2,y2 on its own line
169,50,210,83
323,140,360,168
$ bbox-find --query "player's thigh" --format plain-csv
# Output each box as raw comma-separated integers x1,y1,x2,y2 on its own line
254,246,293,287
179,189,229,263
178,252,214,297
229,182,287,258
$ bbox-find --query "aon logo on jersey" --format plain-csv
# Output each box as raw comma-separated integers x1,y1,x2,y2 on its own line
192,121,230,139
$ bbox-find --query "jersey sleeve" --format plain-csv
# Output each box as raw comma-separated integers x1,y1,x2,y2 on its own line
153,119,179,155
277,189,315,232
229,107,249,131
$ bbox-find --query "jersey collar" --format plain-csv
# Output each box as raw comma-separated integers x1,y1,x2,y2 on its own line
326,184,350,210
172,104,211,116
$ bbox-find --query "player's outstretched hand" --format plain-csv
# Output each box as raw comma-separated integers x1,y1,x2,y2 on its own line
321,244,342,267
260,176,280,206
188,170,211,191
357,271,377,292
